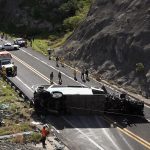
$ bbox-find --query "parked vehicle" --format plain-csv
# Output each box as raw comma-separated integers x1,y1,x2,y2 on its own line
14,38,26,47
33,85,144,116
0,51,17,77
3,43,19,50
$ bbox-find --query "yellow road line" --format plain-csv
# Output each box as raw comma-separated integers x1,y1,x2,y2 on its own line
123,128,150,147
117,127,150,149
12,54,50,83
103,116,150,149
12,54,150,149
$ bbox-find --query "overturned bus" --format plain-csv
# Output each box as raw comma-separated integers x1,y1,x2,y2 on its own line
33,85,144,116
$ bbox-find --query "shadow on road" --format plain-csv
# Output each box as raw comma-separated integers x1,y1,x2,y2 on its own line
31,112,149,130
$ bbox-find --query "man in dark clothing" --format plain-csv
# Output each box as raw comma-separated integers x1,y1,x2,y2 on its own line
81,68,85,81
56,56,59,67
85,69,89,80
50,72,54,84
58,71,62,84
48,50,51,60
73,69,77,81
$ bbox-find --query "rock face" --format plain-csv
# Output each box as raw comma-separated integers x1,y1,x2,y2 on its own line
61,0,150,96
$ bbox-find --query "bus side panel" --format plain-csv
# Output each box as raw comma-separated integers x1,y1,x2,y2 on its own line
65,95,106,115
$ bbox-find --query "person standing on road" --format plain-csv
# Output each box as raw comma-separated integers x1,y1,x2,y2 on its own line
56,56,59,67
40,125,49,148
50,72,54,84
58,71,62,84
85,69,89,80
81,68,85,81
60,57,64,67
73,69,77,81
48,50,51,60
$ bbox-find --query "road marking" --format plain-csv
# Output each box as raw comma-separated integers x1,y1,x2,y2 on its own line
12,54,50,83
145,105,150,108
103,116,150,149
117,127,150,149
118,131,134,150
14,48,150,149
20,48,86,87
62,116,105,150
95,116,121,150
2,39,150,148
16,76,33,92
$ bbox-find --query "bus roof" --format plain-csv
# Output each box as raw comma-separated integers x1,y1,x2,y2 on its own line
46,85,104,95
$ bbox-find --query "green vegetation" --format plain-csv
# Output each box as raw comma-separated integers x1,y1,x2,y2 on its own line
32,39,48,55
0,80,34,136
136,63,145,74
27,132,42,143
0,0,92,53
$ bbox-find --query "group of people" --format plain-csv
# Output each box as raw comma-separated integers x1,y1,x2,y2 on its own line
50,71,62,84
49,67,89,85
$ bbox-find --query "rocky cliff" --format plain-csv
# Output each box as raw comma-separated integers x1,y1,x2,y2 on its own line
62,0,150,96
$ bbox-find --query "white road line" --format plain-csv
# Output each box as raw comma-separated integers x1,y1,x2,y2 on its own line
145,105,150,109
118,130,134,150
62,116,105,150
16,76,33,92
147,119,150,122
20,48,86,87
95,116,121,150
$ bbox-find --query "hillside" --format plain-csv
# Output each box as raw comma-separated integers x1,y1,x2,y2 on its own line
0,0,91,35
0,0,149,97
61,0,150,97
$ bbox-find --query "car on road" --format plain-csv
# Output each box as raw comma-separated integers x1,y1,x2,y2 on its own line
14,38,26,47
3,43,19,50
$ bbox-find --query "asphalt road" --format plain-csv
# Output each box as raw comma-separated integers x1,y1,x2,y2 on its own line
0,39,150,150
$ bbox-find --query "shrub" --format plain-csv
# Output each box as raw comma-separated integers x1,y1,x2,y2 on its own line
29,132,41,143
136,63,145,73
63,15,82,30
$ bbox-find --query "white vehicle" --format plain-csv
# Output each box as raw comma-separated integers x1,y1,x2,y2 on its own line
0,51,17,76
33,84,144,115
35,85,105,96
3,43,19,50
14,38,26,47
33,85,106,114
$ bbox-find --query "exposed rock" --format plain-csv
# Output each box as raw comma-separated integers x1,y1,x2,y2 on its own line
61,0,150,96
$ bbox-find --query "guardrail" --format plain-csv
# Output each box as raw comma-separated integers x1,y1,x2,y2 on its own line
1,75,31,104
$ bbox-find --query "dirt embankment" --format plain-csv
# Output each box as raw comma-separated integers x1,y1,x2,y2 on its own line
61,0,150,97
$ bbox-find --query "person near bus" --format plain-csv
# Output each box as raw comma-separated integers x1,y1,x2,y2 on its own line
56,56,59,67
50,72,54,84
40,125,49,148
58,71,62,84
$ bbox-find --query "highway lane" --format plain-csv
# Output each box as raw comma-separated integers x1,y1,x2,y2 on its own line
0,39,150,149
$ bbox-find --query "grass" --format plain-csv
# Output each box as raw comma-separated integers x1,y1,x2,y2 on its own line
0,123,32,136
0,80,34,136
32,39,49,55
49,31,72,49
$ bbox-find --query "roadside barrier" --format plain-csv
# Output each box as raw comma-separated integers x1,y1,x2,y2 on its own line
1,75,31,104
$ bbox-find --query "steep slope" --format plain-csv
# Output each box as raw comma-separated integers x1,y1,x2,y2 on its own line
62,0,150,96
